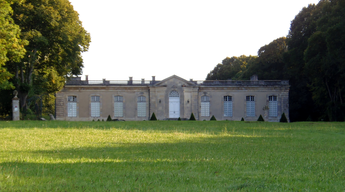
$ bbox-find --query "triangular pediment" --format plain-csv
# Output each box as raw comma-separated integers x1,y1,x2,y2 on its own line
154,75,196,87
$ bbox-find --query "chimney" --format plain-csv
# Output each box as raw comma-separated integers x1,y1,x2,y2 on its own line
141,78,145,84
85,75,89,81
128,77,133,85
152,76,155,83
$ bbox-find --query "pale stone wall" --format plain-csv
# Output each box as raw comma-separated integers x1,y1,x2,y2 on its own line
56,86,150,121
198,86,289,122
56,75,289,122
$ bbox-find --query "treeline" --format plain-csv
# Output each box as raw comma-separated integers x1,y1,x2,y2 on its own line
206,0,345,121
0,0,90,118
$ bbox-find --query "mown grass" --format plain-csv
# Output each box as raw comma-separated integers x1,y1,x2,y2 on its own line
0,121,344,191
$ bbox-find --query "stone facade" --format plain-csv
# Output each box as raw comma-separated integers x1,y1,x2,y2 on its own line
56,75,290,122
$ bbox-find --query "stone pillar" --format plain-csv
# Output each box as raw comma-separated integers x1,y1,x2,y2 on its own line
12,90,20,121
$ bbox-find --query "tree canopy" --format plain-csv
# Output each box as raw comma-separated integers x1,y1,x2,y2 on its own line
0,0,90,117
0,0,27,89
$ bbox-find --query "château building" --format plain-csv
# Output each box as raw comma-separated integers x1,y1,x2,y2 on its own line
56,75,290,121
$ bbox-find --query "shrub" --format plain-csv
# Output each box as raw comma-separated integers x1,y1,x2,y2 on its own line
102,119,104,121
97,119,100,121
189,113,196,121
210,115,216,121
92,119,95,121
280,113,288,123
178,117,181,121
241,117,244,121
150,113,157,121
257,115,264,121
107,115,112,121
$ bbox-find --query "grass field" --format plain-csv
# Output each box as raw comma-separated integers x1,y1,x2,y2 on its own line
0,121,344,191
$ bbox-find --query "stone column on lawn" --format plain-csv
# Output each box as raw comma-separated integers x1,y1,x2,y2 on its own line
12,90,20,121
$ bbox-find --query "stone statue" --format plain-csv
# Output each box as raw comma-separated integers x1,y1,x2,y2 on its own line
13,90,18,98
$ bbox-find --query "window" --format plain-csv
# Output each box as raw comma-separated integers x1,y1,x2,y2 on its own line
137,96,146,117
91,96,100,117
67,96,77,117
246,96,255,117
269,95,278,117
114,96,123,117
201,96,210,116
224,96,233,117
169,90,179,97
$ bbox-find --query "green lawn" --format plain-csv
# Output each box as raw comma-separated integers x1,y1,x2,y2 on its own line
0,121,344,191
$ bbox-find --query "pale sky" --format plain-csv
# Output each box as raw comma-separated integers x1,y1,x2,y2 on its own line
69,0,320,81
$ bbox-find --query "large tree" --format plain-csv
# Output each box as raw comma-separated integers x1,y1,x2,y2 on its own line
206,55,257,80
304,0,345,121
283,2,327,121
0,0,27,90
242,37,287,80
8,0,90,109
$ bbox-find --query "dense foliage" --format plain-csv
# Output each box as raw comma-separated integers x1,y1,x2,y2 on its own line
206,0,345,121
0,0,90,118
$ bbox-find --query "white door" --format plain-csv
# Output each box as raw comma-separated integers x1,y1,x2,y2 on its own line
169,97,180,118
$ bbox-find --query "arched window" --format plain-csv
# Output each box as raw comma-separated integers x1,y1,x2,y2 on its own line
246,96,255,117
269,95,278,117
114,96,123,117
201,96,210,116
91,96,100,117
67,96,77,117
224,96,232,117
137,96,146,117
169,90,179,97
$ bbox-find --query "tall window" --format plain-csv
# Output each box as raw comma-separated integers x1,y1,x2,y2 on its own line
114,96,123,117
67,96,77,117
137,96,146,117
91,96,100,117
246,96,255,117
269,95,278,117
201,96,210,116
224,96,233,117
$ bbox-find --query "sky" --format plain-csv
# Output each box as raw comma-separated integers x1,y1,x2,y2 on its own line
69,0,320,81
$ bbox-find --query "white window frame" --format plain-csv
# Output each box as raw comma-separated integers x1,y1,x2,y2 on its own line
201,96,210,117
114,96,123,117
224,96,233,117
137,96,146,117
67,96,77,117
91,96,100,117
246,96,255,117
269,95,278,117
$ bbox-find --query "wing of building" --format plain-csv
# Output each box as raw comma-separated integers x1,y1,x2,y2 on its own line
56,75,290,122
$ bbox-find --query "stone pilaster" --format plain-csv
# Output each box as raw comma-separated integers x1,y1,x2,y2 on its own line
12,98,20,121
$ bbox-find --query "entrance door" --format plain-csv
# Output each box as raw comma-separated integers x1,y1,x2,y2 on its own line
169,91,180,118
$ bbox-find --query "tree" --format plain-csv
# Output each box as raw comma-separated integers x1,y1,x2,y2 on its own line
206,55,257,80
8,0,91,110
0,0,27,90
283,2,325,121
242,37,287,80
304,0,345,121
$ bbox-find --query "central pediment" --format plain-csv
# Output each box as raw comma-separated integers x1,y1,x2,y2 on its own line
154,75,196,87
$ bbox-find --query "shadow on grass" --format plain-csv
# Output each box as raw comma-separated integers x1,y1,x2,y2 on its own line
0,136,278,191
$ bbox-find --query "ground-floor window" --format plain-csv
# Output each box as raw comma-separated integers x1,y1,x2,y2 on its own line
201,96,210,116
91,96,100,117
269,95,278,117
224,96,233,117
67,96,77,117
137,96,146,117
114,96,123,117
246,96,255,117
